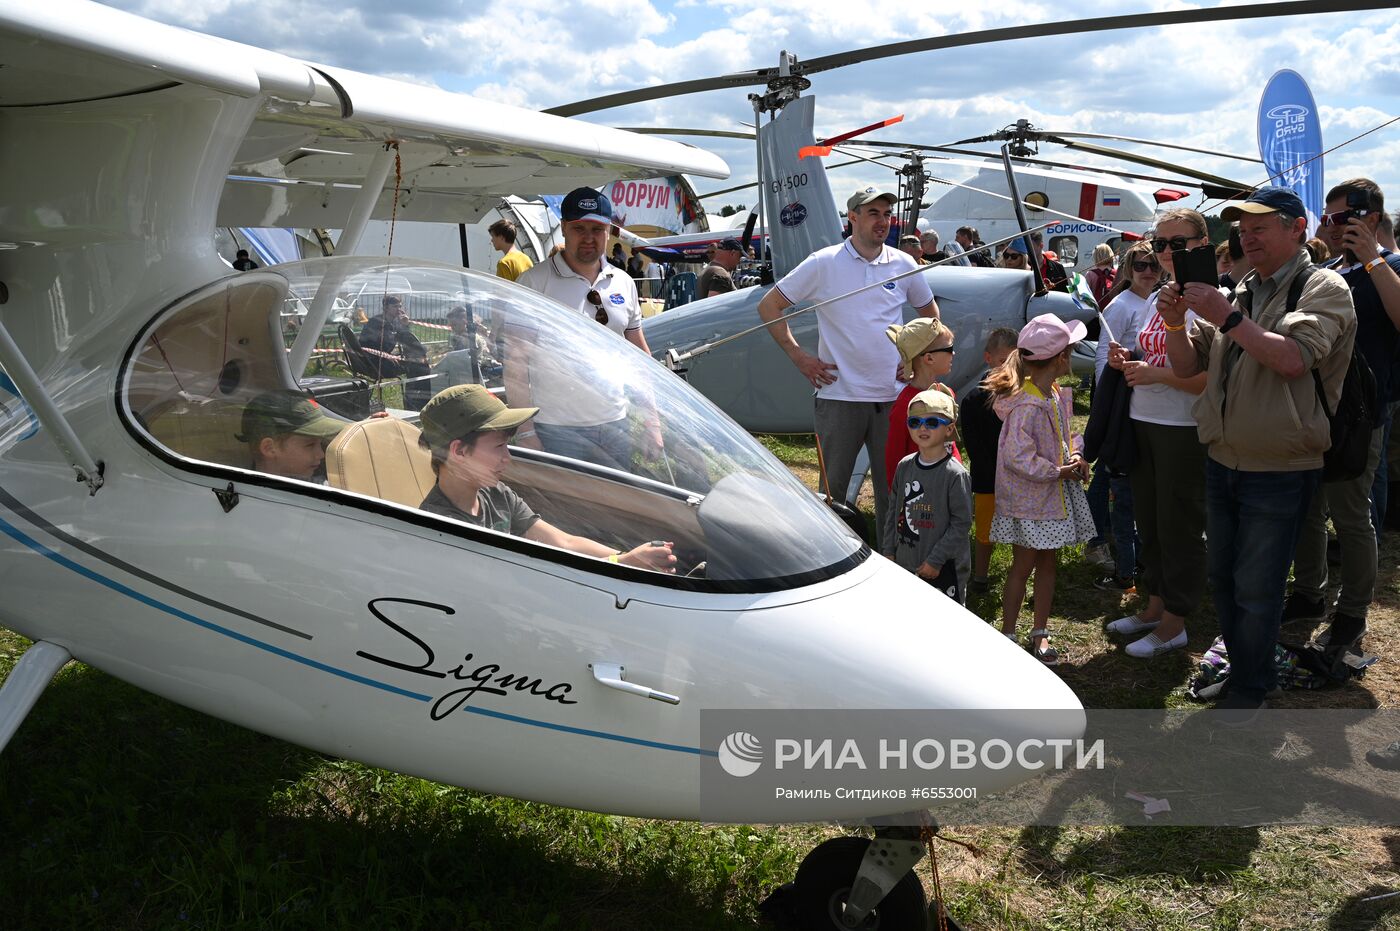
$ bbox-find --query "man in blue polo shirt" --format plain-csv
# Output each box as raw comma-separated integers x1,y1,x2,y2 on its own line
756,186,938,538
1284,178,1400,651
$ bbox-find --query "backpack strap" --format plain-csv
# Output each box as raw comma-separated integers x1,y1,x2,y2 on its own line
1279,265,1333,418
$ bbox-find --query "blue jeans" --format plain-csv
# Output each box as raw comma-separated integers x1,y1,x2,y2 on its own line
534,419,634,473
1371,400,1398,540
1086,463,1137,579
1205,459,1321,701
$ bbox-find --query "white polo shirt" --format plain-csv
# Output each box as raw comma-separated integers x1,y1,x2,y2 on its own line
775,239,935,402
516,253,642,426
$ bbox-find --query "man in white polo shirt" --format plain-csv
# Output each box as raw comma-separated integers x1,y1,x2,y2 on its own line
510,186,662,471
756,186,938,538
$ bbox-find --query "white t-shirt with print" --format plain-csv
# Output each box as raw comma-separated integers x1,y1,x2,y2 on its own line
1127,288,1199,427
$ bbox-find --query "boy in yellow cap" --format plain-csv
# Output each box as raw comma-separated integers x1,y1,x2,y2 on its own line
883,316,959,493
881,389,973,603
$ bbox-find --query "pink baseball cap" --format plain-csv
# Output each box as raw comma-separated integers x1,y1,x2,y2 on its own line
1018,313,1087,361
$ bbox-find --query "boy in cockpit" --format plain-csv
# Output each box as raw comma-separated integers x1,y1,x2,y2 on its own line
237,390,346,481
416,384,676,572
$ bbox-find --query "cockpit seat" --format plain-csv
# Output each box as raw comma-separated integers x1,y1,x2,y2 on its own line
325,416,435,508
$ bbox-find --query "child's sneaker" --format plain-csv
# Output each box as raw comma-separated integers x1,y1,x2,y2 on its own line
1093,574,1135,594
1084,543,1114,569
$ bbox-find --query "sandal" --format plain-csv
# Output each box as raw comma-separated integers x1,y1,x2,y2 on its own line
1027,628,1059,666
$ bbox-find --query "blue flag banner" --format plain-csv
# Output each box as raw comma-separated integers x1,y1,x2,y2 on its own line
1257,70,1324,227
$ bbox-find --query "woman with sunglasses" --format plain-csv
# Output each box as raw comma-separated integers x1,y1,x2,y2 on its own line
1084,241,1164,589
1104,208,1212,658
998,240,1030,270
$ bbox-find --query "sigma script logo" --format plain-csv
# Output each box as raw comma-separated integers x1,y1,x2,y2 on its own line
780,202,808,228
718,731,764,777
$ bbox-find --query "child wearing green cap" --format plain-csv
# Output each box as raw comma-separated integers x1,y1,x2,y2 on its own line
416,385,676,572
238,391,347,481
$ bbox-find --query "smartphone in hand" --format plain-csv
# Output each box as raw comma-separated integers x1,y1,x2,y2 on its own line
1172,244,1219,288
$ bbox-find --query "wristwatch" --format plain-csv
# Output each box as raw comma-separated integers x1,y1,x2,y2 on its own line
1220,309,1245,334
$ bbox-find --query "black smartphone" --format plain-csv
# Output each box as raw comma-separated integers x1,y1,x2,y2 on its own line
1172,244,1219,287
1343,190,1371,265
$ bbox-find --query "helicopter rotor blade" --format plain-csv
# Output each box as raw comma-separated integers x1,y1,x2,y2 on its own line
794,1,1387,76
617,127,757,141
1036,131,1264,163
1047,136,1254,195
547,1,1383,116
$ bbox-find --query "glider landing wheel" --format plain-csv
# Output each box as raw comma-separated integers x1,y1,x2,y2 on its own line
794,836,929,930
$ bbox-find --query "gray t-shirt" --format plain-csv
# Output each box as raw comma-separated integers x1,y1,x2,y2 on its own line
881,452,973,604
420,484,539,536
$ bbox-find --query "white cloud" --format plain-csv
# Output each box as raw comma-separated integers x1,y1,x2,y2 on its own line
98,0,1400,216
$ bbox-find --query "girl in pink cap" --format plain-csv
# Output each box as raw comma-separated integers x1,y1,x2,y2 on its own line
986,314,1097,664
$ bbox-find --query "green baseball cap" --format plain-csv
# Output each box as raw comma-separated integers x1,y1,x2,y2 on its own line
237,391,346,443
418,384,538,449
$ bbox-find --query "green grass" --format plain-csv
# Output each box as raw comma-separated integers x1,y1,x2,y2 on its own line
2,386,1399,929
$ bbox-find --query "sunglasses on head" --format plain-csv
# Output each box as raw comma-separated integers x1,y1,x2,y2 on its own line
907,415,953,429
1131,259,1161,273
1151,235,1202,253
586,289,609,325
1319,208,1369,227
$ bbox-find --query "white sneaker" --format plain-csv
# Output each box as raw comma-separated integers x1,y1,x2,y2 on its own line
1106,615,1158,636
1125,630,1187,658
1085,543,1114,569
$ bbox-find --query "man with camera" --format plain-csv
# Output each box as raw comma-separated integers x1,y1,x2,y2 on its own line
1283,179,1400,651
1161,187,1356,720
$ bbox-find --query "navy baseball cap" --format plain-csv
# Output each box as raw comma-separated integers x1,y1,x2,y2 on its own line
561,187,612,225
1221,186,1307,222
716,238,743,252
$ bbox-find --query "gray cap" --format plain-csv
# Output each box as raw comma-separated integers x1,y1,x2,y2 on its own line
847,186,899,212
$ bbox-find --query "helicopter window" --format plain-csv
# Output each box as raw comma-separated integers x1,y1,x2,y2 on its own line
1048,235,1080,268
121,259,866,590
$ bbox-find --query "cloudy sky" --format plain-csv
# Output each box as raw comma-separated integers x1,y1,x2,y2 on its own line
104,0,1400,220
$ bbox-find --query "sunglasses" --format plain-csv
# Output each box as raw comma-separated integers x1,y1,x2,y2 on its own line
923,344,955,355
907,415,953,429
1131,259,1161,273
1003,252,1025,261
1319,208,1369,227
586,289,609,325
1150,235,1202,253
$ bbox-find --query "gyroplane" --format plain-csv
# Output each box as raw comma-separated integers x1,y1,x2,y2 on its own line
545,1,1382,441
0,1,1091,928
